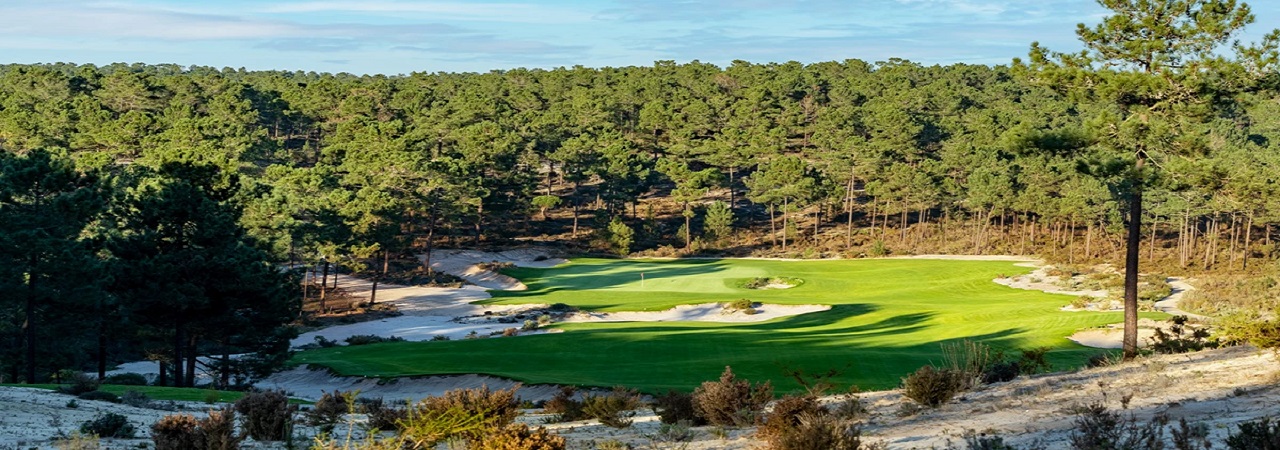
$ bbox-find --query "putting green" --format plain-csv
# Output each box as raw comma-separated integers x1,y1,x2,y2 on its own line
293,258,1162,393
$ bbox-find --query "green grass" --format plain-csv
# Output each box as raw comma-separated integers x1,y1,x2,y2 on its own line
294,258,1164,393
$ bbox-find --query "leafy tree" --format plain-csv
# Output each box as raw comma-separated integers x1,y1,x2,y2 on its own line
0,149,104,383
1020,0,1279,358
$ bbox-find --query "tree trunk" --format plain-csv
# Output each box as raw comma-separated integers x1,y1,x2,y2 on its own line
173,320,185,388
23,258,37,384
185,335,197,387
1122,179,1143,360
769,204,777,248
845,170,856,248
220,351,230,389
319,259,330,310
782,197,789,252
157,360,167,387
1243,214,1254,270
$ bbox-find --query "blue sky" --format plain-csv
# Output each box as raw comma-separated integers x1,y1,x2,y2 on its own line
2,0,1278,75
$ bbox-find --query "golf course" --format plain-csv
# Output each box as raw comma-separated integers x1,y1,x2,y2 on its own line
292,257,1164,393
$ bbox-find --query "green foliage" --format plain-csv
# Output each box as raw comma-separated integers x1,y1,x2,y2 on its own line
580,387,642,428
1068,403,1166,450
356,397,409,432
1214,312,1280,349
234,390,296,441
605,218,634,256
653,390,704,426
691,366,773,426
470,424,566,450
703,201,734,243
102,373,148,386
77,390,120,403
80,413,136,438
58,373,101,396
901,365,964,407
411,385,521,440
1226,417,1280,450
306,391,353,434
344,335,405,346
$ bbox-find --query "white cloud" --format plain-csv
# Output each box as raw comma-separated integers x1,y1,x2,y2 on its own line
261,1,595,23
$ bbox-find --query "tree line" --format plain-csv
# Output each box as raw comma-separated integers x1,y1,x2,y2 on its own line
2,56,1275,269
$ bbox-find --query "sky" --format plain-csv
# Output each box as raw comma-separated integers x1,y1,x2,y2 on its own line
2,0,1279,75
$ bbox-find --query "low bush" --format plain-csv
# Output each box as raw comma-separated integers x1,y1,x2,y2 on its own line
963,431,1019,450
471,423,566,450
413,385,521,439
1226,417,1280,450
200,407,241,450
1068,403,1165,450
102,372,148,386
653,390,705,425
581,387,642,428
77,390,121,403
344,334,405,346
1214,312,1280,349
902,365,964,407
757,395,824,442
1017,347,1051,374
306,390,352,434
653,420,697,443
542,387,585,422
151,414,201,450
120,390,152,408
1151,316,1216,354
358,397,409,432
234,389,296,441
80,412,136,438
58,372,100,396
981,361,1021,384
727,298,755,310
692,366,773,426
763,413,864,450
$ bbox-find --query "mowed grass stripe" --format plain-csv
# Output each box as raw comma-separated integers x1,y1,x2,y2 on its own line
294,258,1163,393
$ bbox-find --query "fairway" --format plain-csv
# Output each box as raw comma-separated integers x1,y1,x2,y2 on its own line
294,258,1160,393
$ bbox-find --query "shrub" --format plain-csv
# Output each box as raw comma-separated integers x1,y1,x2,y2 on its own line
59,372,101,396
314,336,340,348
1068,403,1165,450
981,361,1021,384
940,340,996,390
77,390,121,403
358,397,409,432
581,387,642,428
963,431,1019,450
692,366,773,426
1017,347,1052,374
727,298,755,310
413,385,521,439
152,414,201,450
344,334,405,346
757,395,825,442
1151,316,1216,354
653,420,697,443
653,390,705,425
1216,312,1280,349
80,412,136,438
542,387,584,422
54,431,100,450
234,389,295,441
102,372,148,386
120,390,151,408
200,407,241,450
1171,418,1211,450
1226,417,1280,450
763,413,864,450
397,404,490,448
471,423,566,450
902,365,964,407
306,390,352,434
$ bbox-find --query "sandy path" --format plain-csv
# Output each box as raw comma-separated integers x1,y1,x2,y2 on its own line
1154,277,1206,320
